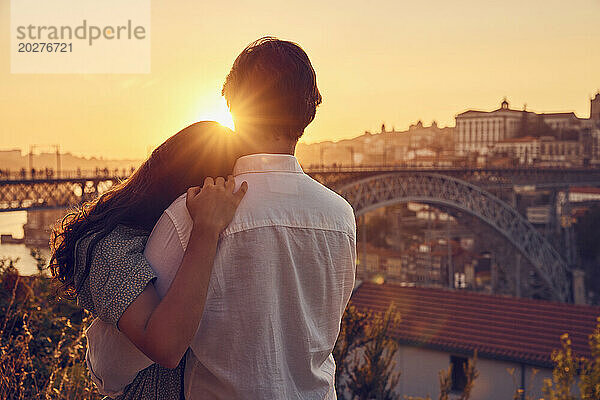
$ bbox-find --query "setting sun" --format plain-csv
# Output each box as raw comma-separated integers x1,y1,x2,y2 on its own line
197,97,235,131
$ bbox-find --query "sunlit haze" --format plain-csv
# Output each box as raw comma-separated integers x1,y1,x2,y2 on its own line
0,0,599,159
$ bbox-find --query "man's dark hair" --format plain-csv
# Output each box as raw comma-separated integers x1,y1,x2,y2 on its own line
222,36,322,140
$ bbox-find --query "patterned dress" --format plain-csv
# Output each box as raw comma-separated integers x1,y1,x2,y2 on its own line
75,225,185,400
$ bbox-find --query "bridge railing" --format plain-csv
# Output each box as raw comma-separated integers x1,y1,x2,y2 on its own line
0,169,134,181
1,165,600,181
303,164,600,173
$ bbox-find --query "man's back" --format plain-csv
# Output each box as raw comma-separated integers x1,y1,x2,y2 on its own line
154,154,356,399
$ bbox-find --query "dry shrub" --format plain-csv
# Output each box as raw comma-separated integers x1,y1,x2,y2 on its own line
0,256,101,399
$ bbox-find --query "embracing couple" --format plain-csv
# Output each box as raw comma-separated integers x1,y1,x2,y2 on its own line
49,37,356,400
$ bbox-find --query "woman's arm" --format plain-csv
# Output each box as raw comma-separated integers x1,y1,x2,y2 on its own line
143,212,185,298
118,176,247,369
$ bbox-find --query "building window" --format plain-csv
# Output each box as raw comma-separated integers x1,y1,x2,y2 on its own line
450,355,468,392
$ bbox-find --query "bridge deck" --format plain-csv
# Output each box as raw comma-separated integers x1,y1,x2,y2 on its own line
2,167,600,212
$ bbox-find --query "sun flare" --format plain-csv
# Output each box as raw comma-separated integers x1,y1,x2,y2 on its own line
198,97,235,130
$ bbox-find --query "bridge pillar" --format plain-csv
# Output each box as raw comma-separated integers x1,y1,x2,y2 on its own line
550,189,560,237
561,187,579,269
515,253,521,298
446,220,453,289
491,261,497,294
572,269,586,305
360,216,367,276
510,191,517,209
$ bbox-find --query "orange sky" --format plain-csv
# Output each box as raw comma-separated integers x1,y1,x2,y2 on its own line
1,0,599,159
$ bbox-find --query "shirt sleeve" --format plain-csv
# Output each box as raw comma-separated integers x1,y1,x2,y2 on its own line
84,228,158,326
144,211,186,298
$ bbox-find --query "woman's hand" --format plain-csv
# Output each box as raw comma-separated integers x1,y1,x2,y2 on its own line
186,175,248,235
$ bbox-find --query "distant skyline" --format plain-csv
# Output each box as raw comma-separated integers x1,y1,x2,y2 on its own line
1,0,599,159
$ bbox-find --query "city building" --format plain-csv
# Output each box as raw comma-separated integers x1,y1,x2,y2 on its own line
526,205,552,225
591,92,600,121
537,135,584,167
401,240,451,285
455,97,594,157
592,130,600,166
492,136,540,165
569,186,600,203
297,91,600,168
351,282,600,399
455,99,533,156
541,112,580,131
0,149,23,165
491,134,586,167
588,93,600,164
358,243,404,282
359,237,485,290
296,121,454,168
401,239,491,290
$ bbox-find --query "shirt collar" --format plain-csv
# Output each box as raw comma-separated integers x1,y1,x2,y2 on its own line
233,154,304,176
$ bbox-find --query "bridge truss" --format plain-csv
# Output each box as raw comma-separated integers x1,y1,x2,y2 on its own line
0,178,119,212
334,173,572,302
308,166,600,190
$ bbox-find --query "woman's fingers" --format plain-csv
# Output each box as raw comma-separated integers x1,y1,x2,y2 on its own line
225,175,235,192
187,186,201,199
233,181,248,204
203,177,215,187
214,176,226,187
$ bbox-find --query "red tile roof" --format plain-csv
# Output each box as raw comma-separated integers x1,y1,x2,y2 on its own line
351,282,600,368
570,187,600,195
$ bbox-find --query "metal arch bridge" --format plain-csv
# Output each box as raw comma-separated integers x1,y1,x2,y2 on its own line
1,167,599,302
333,172,572,302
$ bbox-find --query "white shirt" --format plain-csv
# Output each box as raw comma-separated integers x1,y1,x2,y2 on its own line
86,154,356,399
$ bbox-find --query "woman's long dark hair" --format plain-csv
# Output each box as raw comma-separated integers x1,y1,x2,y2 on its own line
49,121,239,298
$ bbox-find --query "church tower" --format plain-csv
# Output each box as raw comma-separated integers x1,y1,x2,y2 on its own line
591,91,600,121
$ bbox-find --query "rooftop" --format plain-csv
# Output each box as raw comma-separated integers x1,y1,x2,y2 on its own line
456,107,536,118
540,112,578,118
363,243,403,259
457,108,527,117
351,282,600,368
